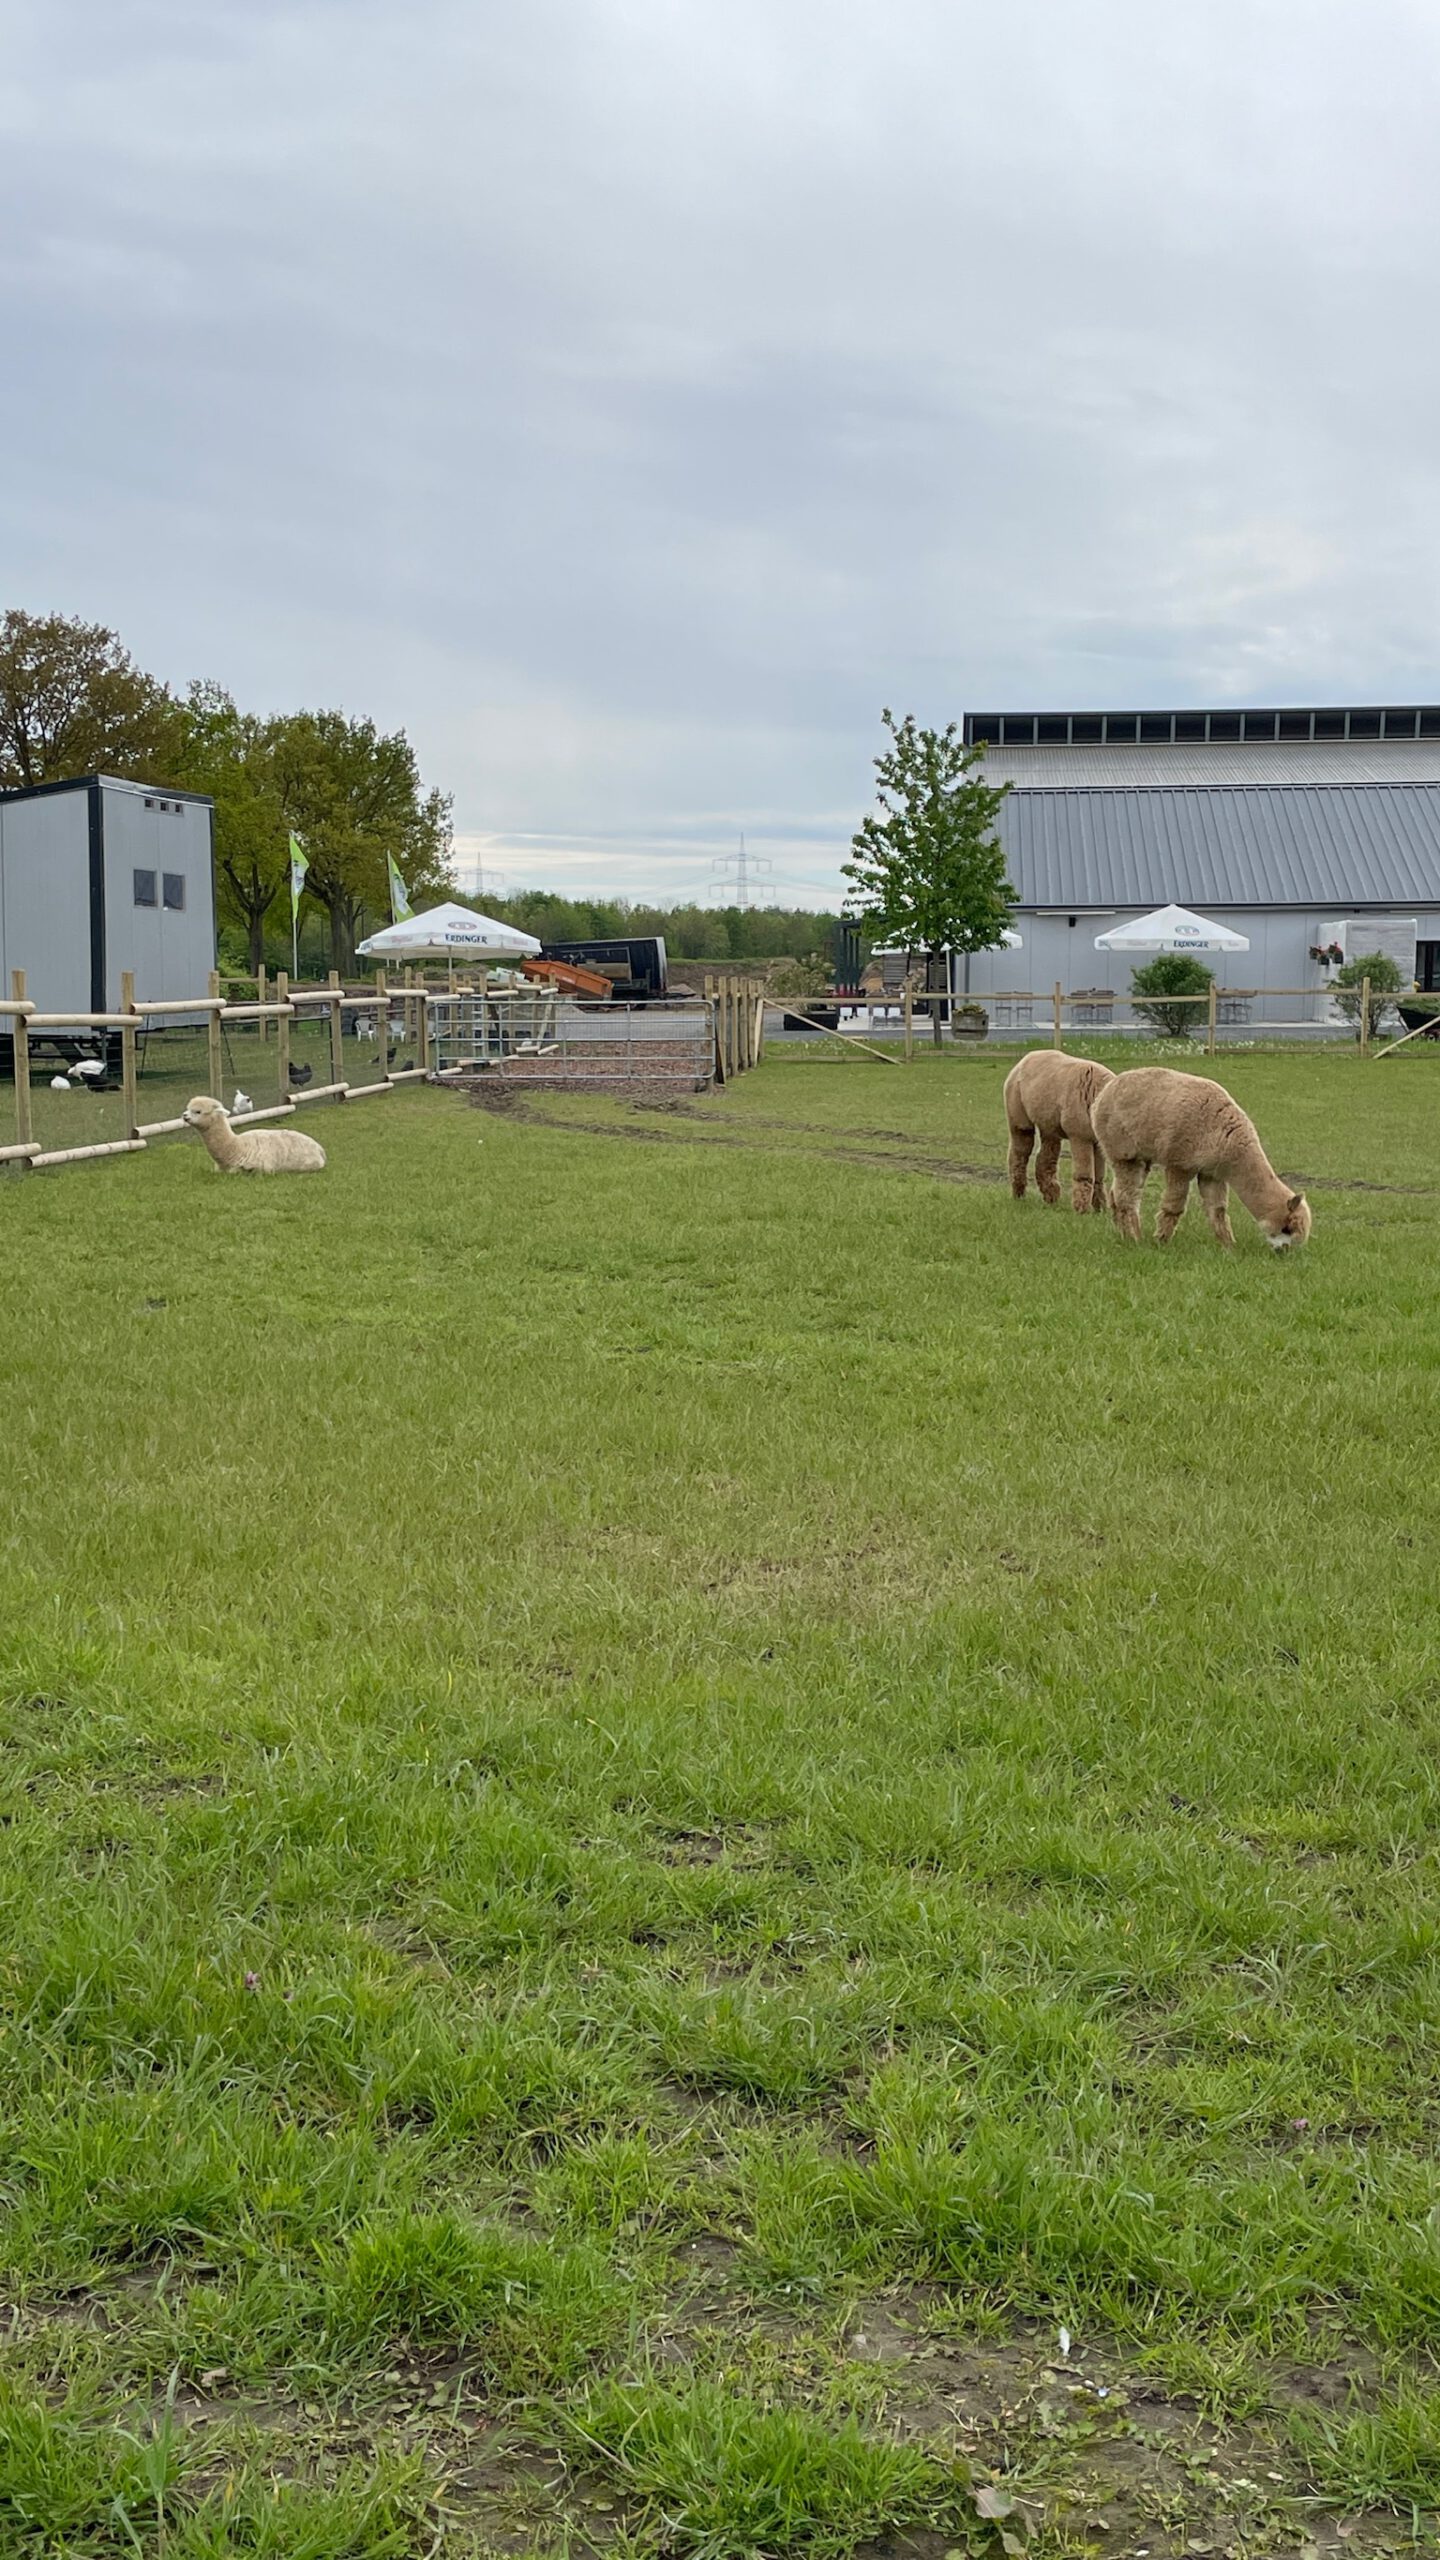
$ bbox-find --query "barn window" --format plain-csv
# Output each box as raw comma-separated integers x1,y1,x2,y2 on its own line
133,869,157,906
163,873,186,911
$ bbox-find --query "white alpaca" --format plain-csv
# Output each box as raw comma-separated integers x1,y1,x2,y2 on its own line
182,1095,326,1173
1092,1068,1311,1250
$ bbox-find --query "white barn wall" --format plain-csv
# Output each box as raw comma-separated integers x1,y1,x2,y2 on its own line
961,908,1440,1029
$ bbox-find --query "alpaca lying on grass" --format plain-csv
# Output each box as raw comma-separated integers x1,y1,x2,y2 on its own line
183,1095,326,1173
1003,1052,1115,1213
1092,1068,1310,1250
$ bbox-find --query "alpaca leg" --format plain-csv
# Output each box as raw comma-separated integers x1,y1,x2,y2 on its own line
1109,1157,1145,1242
1007,1118,1035,1198
1070,1133,1098,1214
1090,1143,1109,1212
1198,1172,1235,1248
1035,1132,1062,1205
1155,1167,1192,1244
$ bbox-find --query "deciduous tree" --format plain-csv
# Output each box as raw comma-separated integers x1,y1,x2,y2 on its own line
266,709,452,971
842,711,1014,1047
0,608,186,790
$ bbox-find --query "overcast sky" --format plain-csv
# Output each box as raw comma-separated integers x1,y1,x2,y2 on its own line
4,0,1438,904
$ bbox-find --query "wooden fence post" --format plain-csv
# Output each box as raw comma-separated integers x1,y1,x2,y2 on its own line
1360,973,1371,1060
207,970,223,1098
753,987,766,1068
257,961,267,1044
1206,979,1218,1056
276,970,291,1101
1052,982,1064,1051
329,968,345,1091
375,967,388,1078
418,986,431,1074
11,968,32,1157
903,980,914,1062
120,969,139,1139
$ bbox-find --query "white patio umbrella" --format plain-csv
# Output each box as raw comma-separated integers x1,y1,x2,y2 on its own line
357,902,542,960
1094,903,1249,954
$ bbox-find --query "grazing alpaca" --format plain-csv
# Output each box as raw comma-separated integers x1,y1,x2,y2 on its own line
1092,1068,1310,1250
182,1095,326,1173
1003,1052,1115,1213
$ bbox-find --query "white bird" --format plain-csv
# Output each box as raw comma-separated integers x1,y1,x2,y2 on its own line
232,1089,254,1116
72,1058,107,1080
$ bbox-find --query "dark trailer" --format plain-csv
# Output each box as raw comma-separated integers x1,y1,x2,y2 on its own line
538,936,668,1000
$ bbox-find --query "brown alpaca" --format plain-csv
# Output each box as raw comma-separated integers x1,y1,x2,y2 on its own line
1091,1068,1311,1250
1003,1052,1115,1213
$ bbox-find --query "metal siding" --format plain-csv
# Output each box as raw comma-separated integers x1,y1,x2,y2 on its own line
99,784,217,1007
998,783,1440,911
984,741,1440,786
0,787,94,1014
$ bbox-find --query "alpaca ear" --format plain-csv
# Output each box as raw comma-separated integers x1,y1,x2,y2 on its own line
1287,1192,1303,1210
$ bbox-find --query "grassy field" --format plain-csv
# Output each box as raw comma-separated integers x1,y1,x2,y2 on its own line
2,1043,1438,2558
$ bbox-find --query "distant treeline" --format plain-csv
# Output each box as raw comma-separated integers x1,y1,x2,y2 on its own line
477,893,842,962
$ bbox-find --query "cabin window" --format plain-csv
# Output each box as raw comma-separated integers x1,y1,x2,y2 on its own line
133,869,157,907
163,872,186,911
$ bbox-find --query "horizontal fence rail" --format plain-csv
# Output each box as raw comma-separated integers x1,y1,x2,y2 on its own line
1,965,440,1175
1,965,776,1174
762,976,1428,1062
4,961,1427,1175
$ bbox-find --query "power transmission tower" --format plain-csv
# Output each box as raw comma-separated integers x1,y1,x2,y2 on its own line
710,832,773,910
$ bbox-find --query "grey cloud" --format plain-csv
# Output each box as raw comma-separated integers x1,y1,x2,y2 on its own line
2,0,1438,899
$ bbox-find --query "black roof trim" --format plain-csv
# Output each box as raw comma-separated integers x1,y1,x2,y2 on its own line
0,772,214,808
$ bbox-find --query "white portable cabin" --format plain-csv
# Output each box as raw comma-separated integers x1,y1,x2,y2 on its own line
0,774,216,1022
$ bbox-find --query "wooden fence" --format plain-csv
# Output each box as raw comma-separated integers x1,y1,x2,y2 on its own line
761,976,1416,1062
1,967,431,1173
1,964,781,1173
700,975,768,1083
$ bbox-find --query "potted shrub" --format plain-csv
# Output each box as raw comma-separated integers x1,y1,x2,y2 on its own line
952,1000,988,1040
767,953,842,1033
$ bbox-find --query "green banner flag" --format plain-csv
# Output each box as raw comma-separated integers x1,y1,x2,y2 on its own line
387,855,413,922
289,834,309,917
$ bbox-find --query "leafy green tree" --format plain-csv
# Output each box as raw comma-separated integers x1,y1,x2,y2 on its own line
1330,950,1406,1037
0,607,186,790
266,710,452,971
178,682,290,973
472,892,842,966
1129,951,1214,1039
841,711,1014,1046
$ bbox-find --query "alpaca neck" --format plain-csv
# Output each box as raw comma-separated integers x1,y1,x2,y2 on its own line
202,1115,241,1168
1227,1133,1291,1231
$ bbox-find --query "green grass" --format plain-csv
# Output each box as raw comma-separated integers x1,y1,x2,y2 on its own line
2,1045,1439,2548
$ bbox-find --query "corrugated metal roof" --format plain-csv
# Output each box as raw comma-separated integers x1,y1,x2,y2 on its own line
998,783,1440,911
983,740,1440,785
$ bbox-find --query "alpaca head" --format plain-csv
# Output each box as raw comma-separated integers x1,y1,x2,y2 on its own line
1267,1190,1312,1251
182,1095,228,1131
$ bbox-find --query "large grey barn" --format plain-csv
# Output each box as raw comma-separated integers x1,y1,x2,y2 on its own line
0,773,217,1022
954,706,1440,1028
